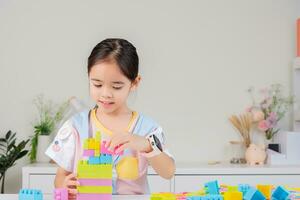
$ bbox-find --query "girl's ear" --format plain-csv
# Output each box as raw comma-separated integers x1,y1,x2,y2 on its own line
130,75,141,91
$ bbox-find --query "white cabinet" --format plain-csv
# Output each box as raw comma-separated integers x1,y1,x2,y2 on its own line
22,163,171,194
23,163,300,194
148,175,172,193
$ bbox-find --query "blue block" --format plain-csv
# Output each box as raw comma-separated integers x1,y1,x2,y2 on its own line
204,194,223,200
19,189,43,200
204,180,220,195
88,156,100,164
187,195,223,200
100,154,112,164
272,186,290,200
244,188,266,200
238,184,252,196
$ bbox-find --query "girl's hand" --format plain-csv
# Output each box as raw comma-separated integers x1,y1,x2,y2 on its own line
63,173,80,200
105,132,152,154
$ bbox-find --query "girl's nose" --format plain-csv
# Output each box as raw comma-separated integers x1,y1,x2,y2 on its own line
101,86,113,98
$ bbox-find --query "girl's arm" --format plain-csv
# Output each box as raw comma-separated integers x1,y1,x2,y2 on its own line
107,133,176,179
147,151,175,179
55,167,79,200
55,167,71,188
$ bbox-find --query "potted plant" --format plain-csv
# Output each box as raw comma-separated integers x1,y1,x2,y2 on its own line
228,113,252,164
29,95,68,163
0,130,29,193
246,84,293,151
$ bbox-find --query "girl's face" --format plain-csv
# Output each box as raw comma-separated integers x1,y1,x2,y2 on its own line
89,61,139,115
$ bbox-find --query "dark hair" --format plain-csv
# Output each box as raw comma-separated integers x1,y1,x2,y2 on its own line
87,38,139,82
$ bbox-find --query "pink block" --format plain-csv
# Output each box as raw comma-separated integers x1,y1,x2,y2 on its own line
101,141,124,155
54,188,68,200
77,193,112,200
78,179,112,186
83,149,94,157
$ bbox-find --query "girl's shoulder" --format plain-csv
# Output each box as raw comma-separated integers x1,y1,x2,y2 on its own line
133,112,161,135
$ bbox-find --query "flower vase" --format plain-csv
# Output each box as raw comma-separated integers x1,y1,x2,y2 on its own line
36,135,51,162
264,137,280,153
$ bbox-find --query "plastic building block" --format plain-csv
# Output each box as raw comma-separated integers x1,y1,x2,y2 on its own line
88,154,112,164
238,184,251,196
100,154,112,164
77,133,113,200
78,179,112,186
205,180,220,195
77,185,112,193
77,161,112,179
77,193,112,200
88,139,96,149
54,188,68,200
244,188,266,200
272,186,290,200
19,189,43,200
83,149,95,157
227,186,238,192
223,191,242,200
150,193,176,200
95,131,101,142
257,185,272,199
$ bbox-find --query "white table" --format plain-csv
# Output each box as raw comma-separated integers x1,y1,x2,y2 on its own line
0,194,150,200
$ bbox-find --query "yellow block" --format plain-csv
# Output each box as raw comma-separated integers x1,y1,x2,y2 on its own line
94,150,100,157
83,140,89,150
224,191,243,200
257,185,272,199
78,186,112,194
88,139,96,149
95,141,100,150
77,162,112,179
227,186,238,192
116,156,138,180
95,131,101,142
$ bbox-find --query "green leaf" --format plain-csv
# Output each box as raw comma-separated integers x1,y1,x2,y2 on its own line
16,150,28,160
5,131,11,140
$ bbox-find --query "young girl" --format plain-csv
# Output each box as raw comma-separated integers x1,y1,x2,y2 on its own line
46,38,175,199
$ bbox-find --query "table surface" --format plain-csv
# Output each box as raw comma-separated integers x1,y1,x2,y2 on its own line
0,194,150,200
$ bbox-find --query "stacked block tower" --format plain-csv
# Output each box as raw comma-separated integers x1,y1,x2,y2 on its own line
76,131,123,200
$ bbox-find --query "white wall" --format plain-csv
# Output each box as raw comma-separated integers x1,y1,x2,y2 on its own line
0,0,299,193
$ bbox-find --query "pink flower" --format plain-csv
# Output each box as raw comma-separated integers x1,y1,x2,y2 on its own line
258,120,270,131
252,110,265,122
245,106,253,112
266,112,277,128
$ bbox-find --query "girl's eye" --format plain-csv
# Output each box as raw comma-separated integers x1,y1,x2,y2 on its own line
113,86,122,90
94,84,102,88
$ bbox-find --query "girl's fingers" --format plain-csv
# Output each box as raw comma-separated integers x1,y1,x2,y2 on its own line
115,143,129,153
67,180,80,187
66,173,77,180
69,194,77,200
68,188,78,194
109,136,129,151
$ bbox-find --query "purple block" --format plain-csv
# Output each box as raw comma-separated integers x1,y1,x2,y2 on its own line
54,188,68,200
83,149,94,157
78,179,112,186
77,193,112,200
